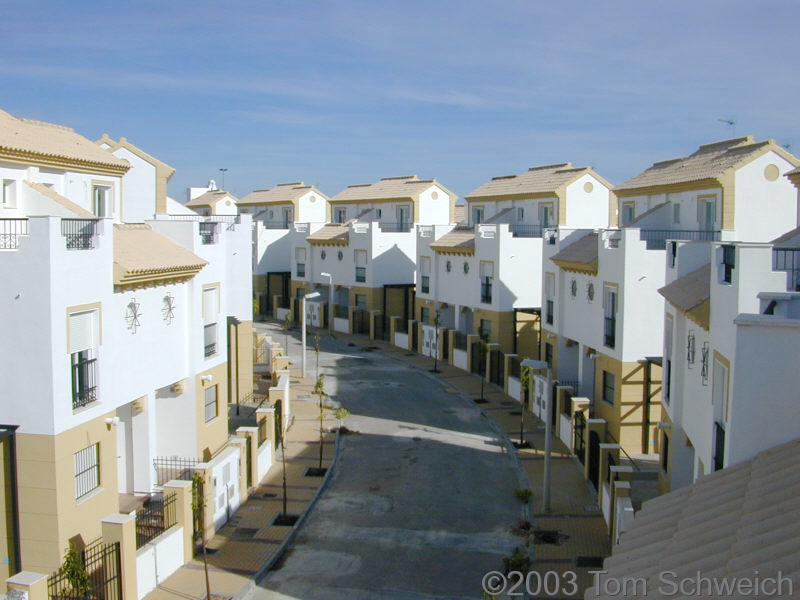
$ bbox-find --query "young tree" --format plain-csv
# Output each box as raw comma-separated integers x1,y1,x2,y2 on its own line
283,312,292,358
314,333,321,380
58,543,91,598
430,310,442,374
278,409,289,517
315,374,326,470
519,365,532,447
478,332,489,402
191,471,212,600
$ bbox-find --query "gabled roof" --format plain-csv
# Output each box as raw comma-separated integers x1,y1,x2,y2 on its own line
786,165,800,188
0,109,129,175
429,226,475,255
239,182,328,206
550,233,598,274
465,163,611,201
113,224,207,289
331,175,453,203
306,224,349,246
185,189,239,208
586,438,800,600
24,180,94,218
658,263,711,329
96,134,175,178
616,136,799,194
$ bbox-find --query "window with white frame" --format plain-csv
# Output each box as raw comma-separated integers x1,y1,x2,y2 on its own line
69,309,99,410
538,203,554,228
602,371,615,405
620,202,635,226
92,184,112,218
712,357,729,423
204,384,218,422
2,179,16,207
203,286,219,357
334,207,346,223
545,273,555,325
74,443,100,499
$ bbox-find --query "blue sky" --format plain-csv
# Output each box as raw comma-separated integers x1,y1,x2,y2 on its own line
2,1,799,201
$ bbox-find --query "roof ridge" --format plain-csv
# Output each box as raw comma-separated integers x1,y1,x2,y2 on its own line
694,136,754,153
555,166,590,173
347,183,371,188
491,175,517,181
380,175,418,181
528,162,571,171
17,116,75,132
277,182,304,186
652,158,684,167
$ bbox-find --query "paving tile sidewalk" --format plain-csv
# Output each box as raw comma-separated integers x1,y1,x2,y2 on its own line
143,371,337,600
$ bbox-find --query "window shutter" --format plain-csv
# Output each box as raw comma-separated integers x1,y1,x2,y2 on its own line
420,256,431,275
69,310,95,354
203,287,219,324
295,247,306,262
355,250,367,266
480,261,494,278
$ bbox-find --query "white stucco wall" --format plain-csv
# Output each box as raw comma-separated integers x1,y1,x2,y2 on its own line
111,147,157,223
417,185,452,225
564,174,611,228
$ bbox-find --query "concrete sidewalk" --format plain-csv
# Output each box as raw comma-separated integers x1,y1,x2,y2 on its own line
144,367,337,600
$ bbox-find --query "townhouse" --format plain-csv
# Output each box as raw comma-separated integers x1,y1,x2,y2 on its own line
0,110,253,579
416,163,612,378
657,169,800,493
541,136,799,474
184,183,239,216
238,183,329,318
288,175,455,336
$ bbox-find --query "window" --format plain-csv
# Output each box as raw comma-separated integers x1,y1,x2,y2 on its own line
69,309,99,409
698,196,716,231
480,261,493,304
673,203,680,224
602,371,615,405
355,294,367,310
396,206,411,230
92,185,112,218
544,342,553,367
660,434,669,474
713,422,725,472
420,306,430,323
203,287,219,357
668,241,677,268
603,285,617,348
538,203,554,228
2,179,16,207
199,222,217,244
204,385,218,422
376,209,382,219
281,207,292,228
472,205,484,225
334,207,346,223
74,443,100,499
479,319,491,341
721,245,735,284
517,207,524,220
295,248,306,278
712,357,729,422
620,202,634,226
545,273,555,325
664,316,673,404
420,256,431,293
355,249,367,282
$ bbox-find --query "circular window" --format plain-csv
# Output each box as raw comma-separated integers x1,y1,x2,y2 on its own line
225,200,231,206
310,195,317,203
570,279,577,297
463,262,469,274
320,250,326,260
337,250,343,261
584,182,594,193
764,164,780,181
587,282,595,302
446,260,452,272
431,191,439,200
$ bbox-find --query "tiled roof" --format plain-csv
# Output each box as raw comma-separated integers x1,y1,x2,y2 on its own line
465,163,607,200
616,136,797,191
185,190,239,208
239,183,327,206
331,175,449,203
658,263,711,329
0,109,129,172
550,233,598,273
306,224,349,246
772,226,800,246
453,204,466,224
586,437,800,600
113,224,207,287
24,180,94,218
429,226,475,254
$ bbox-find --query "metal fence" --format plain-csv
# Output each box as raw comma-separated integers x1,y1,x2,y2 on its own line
454,331,467,351
333,304,348,319
61,219,99,250
508,223,543,238
0,218,29,249
379,222,412,233
258,416,269,446
199,222,217,244
48,540,121,600
638,229,720,249
153,456,197,486
136,492,177,548
71,355,98,410
773,247,800,291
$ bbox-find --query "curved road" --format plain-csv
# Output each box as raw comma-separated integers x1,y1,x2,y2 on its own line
250,332,525,600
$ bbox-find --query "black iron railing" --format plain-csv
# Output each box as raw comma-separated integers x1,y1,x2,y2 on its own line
153,456,197,486
333,304,348,319
204,323,217,357
136,492,177,548
261,220,291,229
0,218,29,249
638,229,720,249
509,223,544,238
604,316,616,348
199,222,217,244
71,355,97,409
421,275,430,293
48,540,121,600
481,277,492,303
454,331,467,351
773,247,800,291
380,222,412,233
62,219,99,250
355,266,366,282
258,417,269,446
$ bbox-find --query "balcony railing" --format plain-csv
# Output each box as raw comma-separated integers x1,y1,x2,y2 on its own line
71,356,97,409
199,222,217,244
454,331,467,351
261,220,291,229
379,222,412,233
136,492,177,549
509,356,521,379
204,323,217,357
545,300,554,325
481,278,492,303
638,229,720,249
355,266,366,282
421,275,430,293
509,223,544,238
773,247,800,291
604,316,616,348
62,218,99,250
0,218,29,250
258,417,269,446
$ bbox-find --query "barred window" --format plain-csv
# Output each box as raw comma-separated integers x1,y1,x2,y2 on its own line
74,443,100,499
204,385,218,422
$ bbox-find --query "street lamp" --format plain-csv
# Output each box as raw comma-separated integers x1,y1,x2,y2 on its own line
521,358,552,513
219,168,228,190
320,272,333,337
301,292,320,378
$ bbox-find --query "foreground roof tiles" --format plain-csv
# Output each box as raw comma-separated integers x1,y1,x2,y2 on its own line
466,163,608,200
586,438,800,599
306,224,349,246
239,182,327,205
616,136,797,192
429,226,475,254
114,224,207,288
550,232,598,274
332,175,448,203
658,263,711,329
0,109,129,173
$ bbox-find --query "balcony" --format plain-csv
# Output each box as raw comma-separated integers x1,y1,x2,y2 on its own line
379,222,413,233
638,229,720,250
773,247,800,291
204,323,217,357
261,220,291,230
509,224,544,238
421,275,430,294
199,222,217,245
604,316,616,348
62,219,99,250
0,218,29,249
71,355,97,409
355,266,366,282
481,277,492,303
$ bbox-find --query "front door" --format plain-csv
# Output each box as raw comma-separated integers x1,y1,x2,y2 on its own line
396,206,410,230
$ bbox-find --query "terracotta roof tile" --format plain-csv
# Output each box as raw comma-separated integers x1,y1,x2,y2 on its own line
429,226,475,254
185,190,239,208
331,175,452,203
466,163,609,200
239,183,328,205
658,263,711,315
306,224,349,245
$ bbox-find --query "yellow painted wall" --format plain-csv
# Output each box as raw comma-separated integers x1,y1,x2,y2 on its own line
515,312,540,358
196,361,230,462
0,436,17,580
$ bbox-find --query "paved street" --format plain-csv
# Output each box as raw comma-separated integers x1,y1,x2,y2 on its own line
249,328,526,599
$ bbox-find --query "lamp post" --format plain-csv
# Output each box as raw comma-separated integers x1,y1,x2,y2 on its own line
521,358,552,513
320,272,333,337
219,168,228,190
301,292,320,378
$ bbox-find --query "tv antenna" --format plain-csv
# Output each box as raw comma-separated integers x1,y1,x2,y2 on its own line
717,118,736,137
